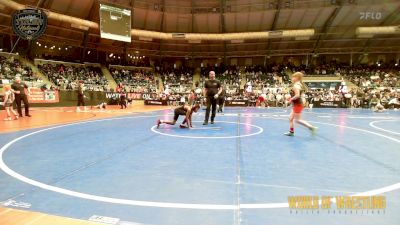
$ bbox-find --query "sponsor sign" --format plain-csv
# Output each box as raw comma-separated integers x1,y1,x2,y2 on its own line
314,100,342,108
225,100,248,107
144,99,168,105
105,92,158,100
28,88,59,103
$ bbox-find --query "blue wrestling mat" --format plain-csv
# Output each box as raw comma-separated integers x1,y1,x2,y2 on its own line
0,107,399,225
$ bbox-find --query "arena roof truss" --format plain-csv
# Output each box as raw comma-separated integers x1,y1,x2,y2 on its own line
0,0,399,57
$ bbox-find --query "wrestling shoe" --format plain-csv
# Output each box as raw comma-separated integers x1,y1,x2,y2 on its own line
203,121,208,125
284,132,294,136
210,120,214,124
310,126,318,135
156,119,161,129
180,124,188,129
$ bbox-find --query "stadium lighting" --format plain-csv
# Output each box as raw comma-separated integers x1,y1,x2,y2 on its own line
395,63,398,66
45,45,47,48
58,47,61,50
87,51,91,54
0,49,3,52
65,48,68,50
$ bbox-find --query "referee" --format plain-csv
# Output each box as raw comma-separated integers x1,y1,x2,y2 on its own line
76,81,85,111
11,76,31,117
203,71,223,125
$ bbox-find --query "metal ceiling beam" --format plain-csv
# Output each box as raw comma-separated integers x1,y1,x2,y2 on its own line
220,0,226,64
358,5,400,63
158,0,166,60
379,5,400,26
190,0,195,63
266,0,281,55
37,0,51,9
123,0,135,64
312,3,342,54
219,0,226,33
80,0,98,62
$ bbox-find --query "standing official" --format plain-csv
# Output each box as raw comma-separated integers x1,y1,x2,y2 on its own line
203,71,223,125
76,81,85,111
217,89,226,113
11,76,31,117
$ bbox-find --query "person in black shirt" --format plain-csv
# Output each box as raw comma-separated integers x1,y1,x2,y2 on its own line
11,77,31,117
117,84,127,109
217,89,226,113
76,82,85,111
203,71,223,125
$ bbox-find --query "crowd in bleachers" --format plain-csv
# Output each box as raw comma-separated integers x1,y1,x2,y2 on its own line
159,66,194,94
1,54,398,110
111,68,157,93
290,61,400,85
107,56,150,67
339,66,399,88
38,64,109,91
200,65,241,95
244,64,290,92
0,56,40,84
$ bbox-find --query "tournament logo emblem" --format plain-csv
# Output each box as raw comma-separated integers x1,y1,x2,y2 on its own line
12,9,47,40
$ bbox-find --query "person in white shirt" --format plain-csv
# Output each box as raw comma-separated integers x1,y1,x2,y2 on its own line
284,92,291,108
180,95,186,105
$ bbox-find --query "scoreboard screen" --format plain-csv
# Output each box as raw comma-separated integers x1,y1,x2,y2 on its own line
99,4,131,42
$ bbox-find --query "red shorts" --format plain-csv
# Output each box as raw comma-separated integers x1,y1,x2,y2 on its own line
293,104,304,113
258,96,265,102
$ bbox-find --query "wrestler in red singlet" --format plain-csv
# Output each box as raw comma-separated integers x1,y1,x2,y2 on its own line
284,72,317,136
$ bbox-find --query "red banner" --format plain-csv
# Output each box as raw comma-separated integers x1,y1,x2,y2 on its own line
28,88,60,103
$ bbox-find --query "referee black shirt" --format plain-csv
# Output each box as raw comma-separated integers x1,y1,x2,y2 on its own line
204,79,221,97
11,82,28,96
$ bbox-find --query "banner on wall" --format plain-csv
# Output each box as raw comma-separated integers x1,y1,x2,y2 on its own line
144,100,168,106
28,88,59,103
225,100,249,107
105,92,158,100
314,100,343,108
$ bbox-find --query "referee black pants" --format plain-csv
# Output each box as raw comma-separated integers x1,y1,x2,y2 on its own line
218,98,225,112
120,96,127,109
77,95,85,106
15,94,29,116
205,96,217,122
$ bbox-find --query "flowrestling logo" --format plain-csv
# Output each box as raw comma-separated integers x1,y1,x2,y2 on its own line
12,9,47,40
359,11,383,20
